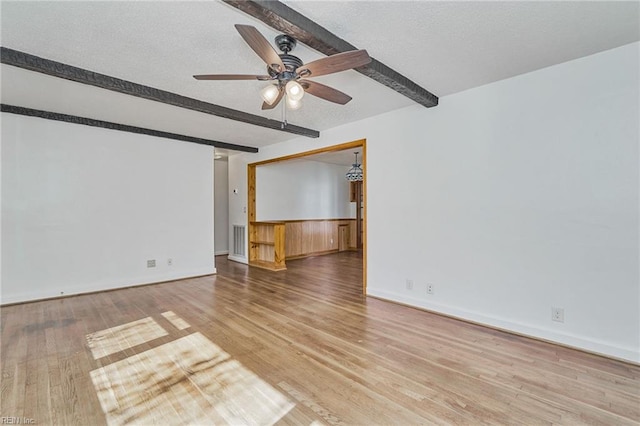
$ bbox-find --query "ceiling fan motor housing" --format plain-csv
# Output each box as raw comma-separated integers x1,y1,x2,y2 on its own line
268,53,303,82
266,34,303,83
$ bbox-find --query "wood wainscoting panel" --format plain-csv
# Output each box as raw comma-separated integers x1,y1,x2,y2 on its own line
284,219,355,259
338,224,349,251
350,220,359,250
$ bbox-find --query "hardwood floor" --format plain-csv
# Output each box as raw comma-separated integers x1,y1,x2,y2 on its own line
1,252,638,425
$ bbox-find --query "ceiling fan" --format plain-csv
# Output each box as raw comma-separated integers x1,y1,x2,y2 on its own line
193,24,372,110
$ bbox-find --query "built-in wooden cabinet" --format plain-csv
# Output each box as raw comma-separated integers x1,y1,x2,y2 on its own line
249,221,286,271
349,181,362,202
338,224,349,252
349,181,363,248
249,219,357,271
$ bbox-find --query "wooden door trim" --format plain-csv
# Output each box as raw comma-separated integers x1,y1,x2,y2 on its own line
248,138,367,295
250,140,365,166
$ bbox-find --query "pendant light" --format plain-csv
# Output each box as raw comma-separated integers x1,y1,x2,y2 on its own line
345,152,363,181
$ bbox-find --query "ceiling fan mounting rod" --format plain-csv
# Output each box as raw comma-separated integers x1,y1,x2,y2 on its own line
275,34,297,54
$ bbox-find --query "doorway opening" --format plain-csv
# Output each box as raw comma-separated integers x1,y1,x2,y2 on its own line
247,139,367,295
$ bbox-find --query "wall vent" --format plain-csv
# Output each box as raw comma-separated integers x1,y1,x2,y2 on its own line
233,225,246,257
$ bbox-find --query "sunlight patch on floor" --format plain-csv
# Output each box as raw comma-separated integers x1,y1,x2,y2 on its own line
161,310,191,330
90,332,294,425
86,317,168,359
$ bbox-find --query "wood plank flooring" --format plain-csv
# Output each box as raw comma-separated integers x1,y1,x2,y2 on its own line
1,252,638,425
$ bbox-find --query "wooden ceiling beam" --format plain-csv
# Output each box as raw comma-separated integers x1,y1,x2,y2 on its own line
1,104,260,153
223,0,438,108
1,47,320,139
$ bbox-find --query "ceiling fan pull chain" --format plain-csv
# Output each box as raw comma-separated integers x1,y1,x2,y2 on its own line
281,97,287,128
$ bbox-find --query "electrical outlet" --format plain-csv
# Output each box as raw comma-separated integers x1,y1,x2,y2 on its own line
552,307,564,323
330,238,334,245
427,284,434,295
147,259,156,268
406,279,413,290
167,258,173,266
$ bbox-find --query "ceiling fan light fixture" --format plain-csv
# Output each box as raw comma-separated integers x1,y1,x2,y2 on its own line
286,95,302,110
285,80,304,101
260,84,280,105
195,25,371,110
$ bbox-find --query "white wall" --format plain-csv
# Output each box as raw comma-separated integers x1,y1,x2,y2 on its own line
1,114,216,304
227,154,248,264
256,160,354,221
214,158,229,255
228,43,640,362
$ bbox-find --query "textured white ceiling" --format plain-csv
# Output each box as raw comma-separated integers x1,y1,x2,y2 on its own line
285,1,640,96
1,0,638,158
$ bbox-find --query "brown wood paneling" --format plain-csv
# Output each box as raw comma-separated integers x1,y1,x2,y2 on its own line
248,165,257,263
284,219,355,259
273,223,286,270
349,220,358,249
338,225,348,251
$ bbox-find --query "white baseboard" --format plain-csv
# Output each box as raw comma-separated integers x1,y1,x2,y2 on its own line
1,266,216,305
215,250,229,256
227,254,248,264
367,288,639,364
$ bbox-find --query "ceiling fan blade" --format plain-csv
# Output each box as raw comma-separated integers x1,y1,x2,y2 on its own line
235,24,285,73
261,88,285,110
300,80,352,105
193,74,271,80
296,50,371,78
